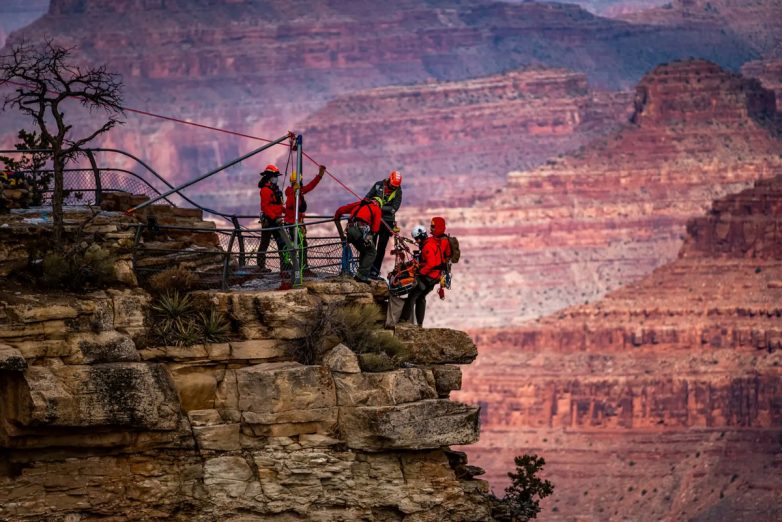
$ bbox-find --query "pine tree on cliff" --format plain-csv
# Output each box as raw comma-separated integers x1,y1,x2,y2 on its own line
0,40,124,249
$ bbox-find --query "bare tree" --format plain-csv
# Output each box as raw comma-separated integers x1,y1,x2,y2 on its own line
0,40,124,248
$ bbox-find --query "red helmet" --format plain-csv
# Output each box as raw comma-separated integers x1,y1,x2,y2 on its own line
261,164,280,176
388,170,402,188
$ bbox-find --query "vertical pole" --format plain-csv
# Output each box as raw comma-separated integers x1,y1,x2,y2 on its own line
292,134,303,285
231,216,246,267
222,230,237,290
85,150,102,205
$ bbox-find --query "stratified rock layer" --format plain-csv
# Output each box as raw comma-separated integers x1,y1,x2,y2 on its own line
0,278,491,520
456,175,782,520
424,59,782,328
298,68,631,208
1,0,759,213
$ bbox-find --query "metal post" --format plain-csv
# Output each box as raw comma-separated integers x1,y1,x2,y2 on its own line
231,216,246,267
126,133,291,214
222,229,237,290
85,150,102,205
292,134,303,286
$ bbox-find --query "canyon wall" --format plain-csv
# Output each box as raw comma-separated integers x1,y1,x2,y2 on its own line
418,59,782,329
0,0,760,214
0,0,48,48
295,68,631,210
455,174,782,520
621,0,782,58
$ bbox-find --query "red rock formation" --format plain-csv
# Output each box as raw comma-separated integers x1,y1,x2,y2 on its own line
622,0,782,58
743,58,782,111
418,60,782,329
299,68,632,209
0,0,759,214
455,174,782,520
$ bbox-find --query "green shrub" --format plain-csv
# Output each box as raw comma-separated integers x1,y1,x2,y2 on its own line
146,266,201,295
147,291,231,346
41,243,116,291
290,302,408,368
199,309,231,343
358,352,395,372
493,454,554,521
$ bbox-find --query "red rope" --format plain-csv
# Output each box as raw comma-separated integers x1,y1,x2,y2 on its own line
2,77,397,233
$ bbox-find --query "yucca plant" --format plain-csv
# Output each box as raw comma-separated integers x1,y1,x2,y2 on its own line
151,291,193,321
198,308,231,343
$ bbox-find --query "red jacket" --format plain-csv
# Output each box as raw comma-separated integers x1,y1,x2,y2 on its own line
334,200,382,233
260,183,284,221
284,174,323,224
419,235,451,279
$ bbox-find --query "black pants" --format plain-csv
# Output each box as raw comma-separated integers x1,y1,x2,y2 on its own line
400,275,438,326
257,218,292,271
346,224,376,278
371,220,393,277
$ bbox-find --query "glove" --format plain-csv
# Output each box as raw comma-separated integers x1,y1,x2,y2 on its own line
392,226,400,234
438,287,445,300
258,213,263,224
318,165,326,177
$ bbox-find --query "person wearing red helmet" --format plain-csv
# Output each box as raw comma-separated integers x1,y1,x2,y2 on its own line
257,164,293,273
365,170,403,279
400,216,451,325
334,197,383,283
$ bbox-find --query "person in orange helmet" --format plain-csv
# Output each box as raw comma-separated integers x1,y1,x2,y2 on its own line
284,165,326,272
365,170,403,279
257,164,292,273
399,216,451,326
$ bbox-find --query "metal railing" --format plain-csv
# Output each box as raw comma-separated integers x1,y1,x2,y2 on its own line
131,216,357,290
1,141,363,289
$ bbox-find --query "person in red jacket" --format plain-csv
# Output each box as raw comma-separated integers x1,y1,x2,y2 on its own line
257,164,293,272
400,216,451,325
334,197,382,283
284,165,326,272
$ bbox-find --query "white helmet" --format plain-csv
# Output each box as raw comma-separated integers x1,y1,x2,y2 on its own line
411,224,427,240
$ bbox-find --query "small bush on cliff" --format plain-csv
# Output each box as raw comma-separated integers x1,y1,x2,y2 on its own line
493,454,554,521
146,266,201,295
290,302,409,368
147,291,230,346
41,243,117,291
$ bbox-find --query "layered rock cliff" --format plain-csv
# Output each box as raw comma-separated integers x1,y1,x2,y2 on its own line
1,0,759,213
421,59,782,328
621,0,782,58
0,211,493,520
456,175,782,520
296,68,631,210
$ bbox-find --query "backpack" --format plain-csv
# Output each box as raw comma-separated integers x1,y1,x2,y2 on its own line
445,235,460,263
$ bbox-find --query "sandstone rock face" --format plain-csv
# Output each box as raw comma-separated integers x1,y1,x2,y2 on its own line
456,174,782,520
0,278,491,519
423,60,782,329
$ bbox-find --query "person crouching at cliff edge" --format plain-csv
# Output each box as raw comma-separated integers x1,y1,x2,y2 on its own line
399,216,451,326
257,164,293,274
334,197,383,283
